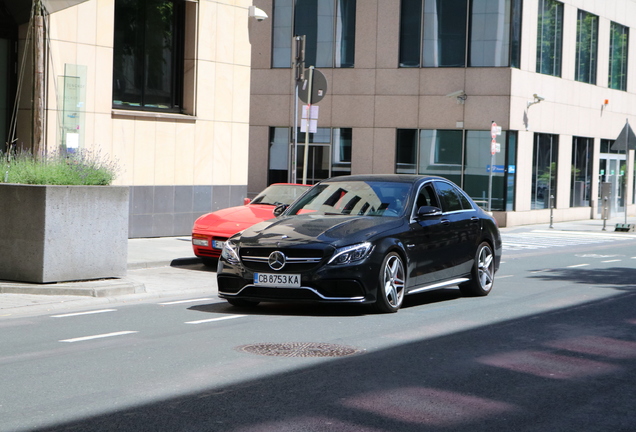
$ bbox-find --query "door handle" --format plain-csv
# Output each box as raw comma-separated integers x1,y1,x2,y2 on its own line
470,216,479,223
440,219,451,226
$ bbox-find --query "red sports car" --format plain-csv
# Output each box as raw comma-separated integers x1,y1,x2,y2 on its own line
192,183,311,264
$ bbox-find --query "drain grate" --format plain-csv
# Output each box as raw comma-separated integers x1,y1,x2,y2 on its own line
236,342,363,358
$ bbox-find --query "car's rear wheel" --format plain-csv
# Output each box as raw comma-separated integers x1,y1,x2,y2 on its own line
459,241,494,297
227,298,260,308
375,252,406,313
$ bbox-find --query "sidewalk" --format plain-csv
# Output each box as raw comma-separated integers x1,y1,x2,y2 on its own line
1,217,634,316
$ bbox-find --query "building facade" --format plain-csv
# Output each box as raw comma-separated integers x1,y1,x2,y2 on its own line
1,0,255,237
248,0,636,226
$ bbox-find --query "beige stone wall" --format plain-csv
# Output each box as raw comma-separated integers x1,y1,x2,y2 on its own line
35,0,252,188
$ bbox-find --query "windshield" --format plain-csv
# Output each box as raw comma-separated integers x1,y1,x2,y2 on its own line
286,180,412,217
250,184,310,206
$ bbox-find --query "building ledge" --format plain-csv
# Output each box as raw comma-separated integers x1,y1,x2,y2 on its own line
112,110,197,123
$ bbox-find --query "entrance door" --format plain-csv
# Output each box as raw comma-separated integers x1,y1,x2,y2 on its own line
599,155,626,217
292,143,331,185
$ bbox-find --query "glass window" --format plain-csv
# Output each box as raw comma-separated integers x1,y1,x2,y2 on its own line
269,127,351,184
419,130,462,185
532,133,558,210
272,0,294,68
609,22,629,91
434,181,463,212
575,10,598,84
268,127,291,184
536,0,563,77
399,0,423,67
571,137,593,207
273,0,356,68
396,128,516,211
399,0,521,68
113,0,184,112
331,128,352,177
470,0,511,67
423,0,467,67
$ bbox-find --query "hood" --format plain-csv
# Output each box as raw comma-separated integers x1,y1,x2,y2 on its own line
193,204,276,236
238,215,402,247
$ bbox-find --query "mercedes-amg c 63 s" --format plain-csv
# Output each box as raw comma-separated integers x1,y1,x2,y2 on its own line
217,175,501,313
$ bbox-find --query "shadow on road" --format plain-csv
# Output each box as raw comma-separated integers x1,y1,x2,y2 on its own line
529,267,636,290
34,286,636,431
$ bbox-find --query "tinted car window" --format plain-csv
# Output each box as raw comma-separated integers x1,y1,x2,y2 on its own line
434,181,463,212
415,183,440,209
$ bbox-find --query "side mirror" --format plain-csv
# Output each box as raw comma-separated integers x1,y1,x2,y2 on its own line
243,197,252,205
273,204,289,217
416,205,442,218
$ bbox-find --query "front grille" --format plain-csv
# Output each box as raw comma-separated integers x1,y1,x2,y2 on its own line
239,247,329,272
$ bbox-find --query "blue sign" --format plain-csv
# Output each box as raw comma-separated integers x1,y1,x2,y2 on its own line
486,165,505,173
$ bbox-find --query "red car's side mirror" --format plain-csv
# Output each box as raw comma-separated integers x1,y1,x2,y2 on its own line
244,197,251,205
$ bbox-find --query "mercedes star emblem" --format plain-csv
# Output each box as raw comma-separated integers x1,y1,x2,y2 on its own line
268,251,286,270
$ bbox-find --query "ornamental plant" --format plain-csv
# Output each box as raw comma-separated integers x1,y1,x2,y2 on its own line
1,148,119,186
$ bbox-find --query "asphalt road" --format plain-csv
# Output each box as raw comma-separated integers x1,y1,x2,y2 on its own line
1,237,635,432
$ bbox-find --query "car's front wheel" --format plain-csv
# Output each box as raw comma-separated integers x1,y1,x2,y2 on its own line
459,241,495,297
375,252,406,313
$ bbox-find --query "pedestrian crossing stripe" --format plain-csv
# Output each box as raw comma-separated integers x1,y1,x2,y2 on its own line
502,230,636,251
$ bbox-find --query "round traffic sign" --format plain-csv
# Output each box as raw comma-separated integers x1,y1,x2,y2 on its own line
298,68,328,104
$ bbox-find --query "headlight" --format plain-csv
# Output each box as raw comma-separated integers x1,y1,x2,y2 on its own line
221,240,240,265
328,242,374,265
192,234,209,247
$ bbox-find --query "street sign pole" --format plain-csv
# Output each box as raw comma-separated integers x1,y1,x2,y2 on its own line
302,66,314,185
488,122,498,212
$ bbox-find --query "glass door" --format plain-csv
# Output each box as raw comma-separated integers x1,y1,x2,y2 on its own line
599,155,626,217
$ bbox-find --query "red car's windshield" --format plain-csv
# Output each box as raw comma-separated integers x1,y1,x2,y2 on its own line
250,184,310,206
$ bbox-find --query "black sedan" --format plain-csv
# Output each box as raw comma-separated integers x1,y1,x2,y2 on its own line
217,175,501,313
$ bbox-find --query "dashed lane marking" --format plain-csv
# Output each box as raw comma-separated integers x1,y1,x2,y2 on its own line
159,298,214,305
60,331,138,343
185,315,246,325
51,309,117,318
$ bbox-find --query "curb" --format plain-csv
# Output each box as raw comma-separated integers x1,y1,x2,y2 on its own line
0,279,146,298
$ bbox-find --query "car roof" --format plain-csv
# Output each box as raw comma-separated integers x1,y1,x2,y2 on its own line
321,174,444,185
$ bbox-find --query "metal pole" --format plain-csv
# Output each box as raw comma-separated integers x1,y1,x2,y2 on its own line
488,152,494,212
549,194,554,228
603,196,608,231
292,83,298,184
302,66,314,185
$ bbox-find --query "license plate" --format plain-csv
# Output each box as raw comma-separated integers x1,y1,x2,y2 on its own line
212,240,225,249
254,273,301,288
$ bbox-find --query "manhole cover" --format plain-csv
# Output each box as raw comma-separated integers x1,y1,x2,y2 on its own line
236,342,363,358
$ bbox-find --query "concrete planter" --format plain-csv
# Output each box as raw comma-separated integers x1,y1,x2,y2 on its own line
0,184,129,283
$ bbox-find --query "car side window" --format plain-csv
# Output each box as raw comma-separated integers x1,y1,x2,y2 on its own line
434,181,463,213
415,183,439,209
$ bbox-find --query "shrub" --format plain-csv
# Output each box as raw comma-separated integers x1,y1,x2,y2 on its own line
1,149,119,185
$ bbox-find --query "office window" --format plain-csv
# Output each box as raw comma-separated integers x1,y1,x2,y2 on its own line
571,137,593,207
575,10,598,84
272,0,356,68
536,0,563,77
532,133,558,210
609,22,629,91
396,129,516,211
113,0,185,112
399,0,522,68
268,127,352,184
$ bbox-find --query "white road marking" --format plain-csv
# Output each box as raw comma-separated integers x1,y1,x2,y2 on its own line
185,315,246,325
567,264,590,268
60,331,138,343
502,230,636,251
51,309,117,318
497,275,514,279
159,298,214,305
602,259,622,263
